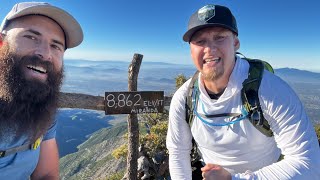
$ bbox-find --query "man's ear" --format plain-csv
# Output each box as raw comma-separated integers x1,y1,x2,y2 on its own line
0,34,3,47
234,36,240,51
0,33,5,47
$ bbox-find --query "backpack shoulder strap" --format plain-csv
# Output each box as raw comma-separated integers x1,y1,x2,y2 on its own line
241,58,273,137
185,70,200,126
185,71,201,164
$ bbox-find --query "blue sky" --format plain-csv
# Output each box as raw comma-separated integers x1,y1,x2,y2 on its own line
1,0,320,71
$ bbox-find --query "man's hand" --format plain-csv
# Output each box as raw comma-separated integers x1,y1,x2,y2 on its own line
201,164,231,180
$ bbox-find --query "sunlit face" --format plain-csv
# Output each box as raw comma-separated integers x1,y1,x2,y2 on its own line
2,15,65,83
0,15,66,140
189,27,240,81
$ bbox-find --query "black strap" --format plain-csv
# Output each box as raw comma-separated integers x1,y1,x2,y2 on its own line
241,59,273,137
186,71,200,125
198,113,242,119
0,136,42,158
185,71,201,165
0,144,31,158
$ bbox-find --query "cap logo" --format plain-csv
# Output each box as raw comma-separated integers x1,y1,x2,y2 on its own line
198,5,215,22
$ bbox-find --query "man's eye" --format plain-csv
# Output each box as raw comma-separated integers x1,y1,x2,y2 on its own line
51,44,62,51
215,36,226,41
24,35,36,40
195,40,205,45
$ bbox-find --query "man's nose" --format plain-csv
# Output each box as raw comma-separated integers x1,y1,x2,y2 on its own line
204,42,218,54
34,42,52,61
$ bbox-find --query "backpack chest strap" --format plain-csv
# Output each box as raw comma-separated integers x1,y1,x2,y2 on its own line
0,136,42,158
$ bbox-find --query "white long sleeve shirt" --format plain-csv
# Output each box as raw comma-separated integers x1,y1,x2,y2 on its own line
166,56,320,179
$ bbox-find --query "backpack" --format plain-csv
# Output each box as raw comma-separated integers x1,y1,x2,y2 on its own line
185,54,274,173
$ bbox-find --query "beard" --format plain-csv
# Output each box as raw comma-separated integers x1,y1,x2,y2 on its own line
0,44,64,142
202,65,224,81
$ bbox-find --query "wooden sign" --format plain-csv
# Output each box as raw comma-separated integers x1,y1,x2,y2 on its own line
105,91,164,114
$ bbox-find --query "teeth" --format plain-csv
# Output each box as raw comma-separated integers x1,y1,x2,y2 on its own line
27,65,47,73
205,57,221,63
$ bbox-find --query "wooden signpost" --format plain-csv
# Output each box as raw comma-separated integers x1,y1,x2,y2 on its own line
123,53,141,180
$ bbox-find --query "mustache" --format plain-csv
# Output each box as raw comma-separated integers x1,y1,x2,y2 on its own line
20,55,55,76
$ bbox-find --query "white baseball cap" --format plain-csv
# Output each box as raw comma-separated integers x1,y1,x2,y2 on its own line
0,2,83,49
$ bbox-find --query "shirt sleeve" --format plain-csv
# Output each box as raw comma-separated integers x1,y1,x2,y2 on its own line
233,71,320,179
42,118,57,141
166,80,194,180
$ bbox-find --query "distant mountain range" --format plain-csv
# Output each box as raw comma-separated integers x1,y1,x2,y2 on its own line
62,59,196,96
275,68,320,83
62,59,320,95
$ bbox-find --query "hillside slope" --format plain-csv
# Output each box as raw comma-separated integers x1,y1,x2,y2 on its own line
60,122,127,179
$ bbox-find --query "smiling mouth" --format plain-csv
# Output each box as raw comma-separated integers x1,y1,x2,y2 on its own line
27,65,47,74
204,57,221,64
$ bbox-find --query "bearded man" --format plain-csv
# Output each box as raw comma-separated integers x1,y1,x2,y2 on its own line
0,2,83,179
